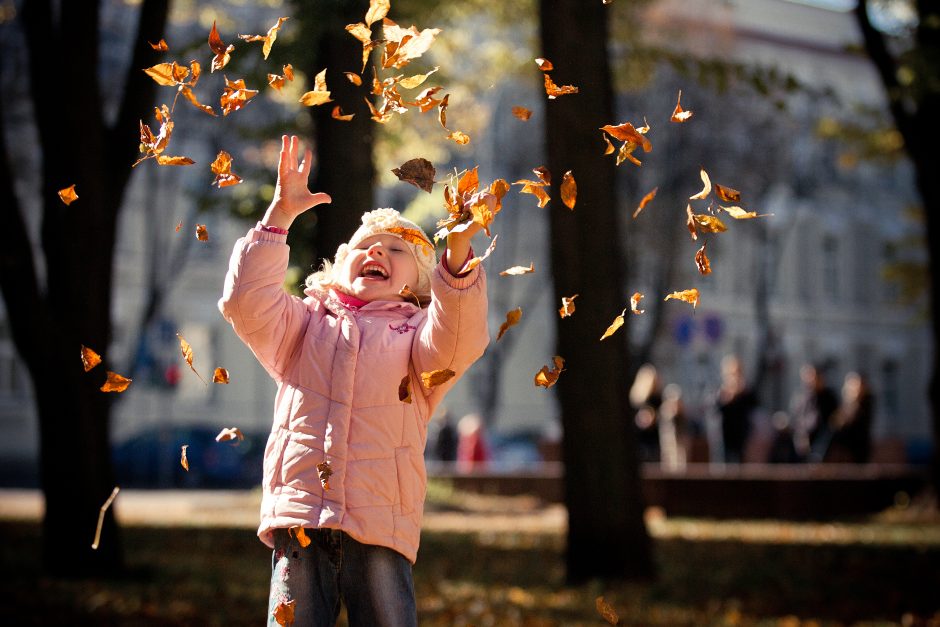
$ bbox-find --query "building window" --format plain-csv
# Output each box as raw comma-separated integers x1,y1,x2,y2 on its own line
881,242,901,304
881,359,900,420
822,235,839,301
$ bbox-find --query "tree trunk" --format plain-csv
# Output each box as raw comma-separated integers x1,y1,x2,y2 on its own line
539,0,654,582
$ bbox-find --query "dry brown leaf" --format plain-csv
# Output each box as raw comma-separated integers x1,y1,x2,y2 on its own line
365,0,391,27
446,130,470,145
58,184,78,205
149,39,169,51
155,155,195,166
689,168,712,200
91,487,120,550
80,345,102,372
633,186,658,218
497,307,522,341
345,71,363,86
458,234,498,274
399,67,439,90
392,157,436,193
600,309,627,341
179,85,215,116
560,170,577,209
720,205,763,219
220,76,258,116
695,242,712,275
211,150,242,188
381,20,441,69
600,122,652,152
534,356,565,389
558,294,578,318
515,181,550,208
596,596,621,625
237,16,289,60
533,166,551,185
268,64,295,91
299,69,332,106
670,89,693,123
665,288,700,309
534,57,554,71
212,367,230,384
421,368,456,389
177,332,207,384
692,214,727,233
399,375,412,403
512,106,532,121
499,263,535,276
602,133,615,155
630,292,645,315
215,427,244,444
195,224,209,241
543,73,579,99
272,599,296,626
331,105,355,121
714,183,741,203
316,460,333,490
686,204,698,241
180,445,189,471
208,21,234,73
100,371,132,393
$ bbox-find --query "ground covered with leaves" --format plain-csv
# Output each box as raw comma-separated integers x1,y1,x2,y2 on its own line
1,491,938,626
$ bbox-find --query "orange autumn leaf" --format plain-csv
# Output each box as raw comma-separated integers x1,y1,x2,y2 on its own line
499,263,535,276
665,288,700,309
58,184,78,205
399,375,412,403
438,93,450,128
630,291,645,314
155,155,195,166
600,309,627,341
134,105,176,166
560,170,577,209
720,205,763,219
616,141,643,167
272,599,296,626
177,332,207,384
291,526,312,548
714,183,741,203
211,150,242,188
599,121,652,151
512,106,532,121
317,460,333,489
220,76,258,116
399,66,439,90
686,204,698,241
143,61,191,87
670,89,693,123
692,213,727,233
543,73,579,99
633,186,658,218
208,21,235,73
345,71,362,86
179,85,215,116
689,168,712,200
392,157,436,193
381,20,441,70
695,242,712,275
101,371,132,393
601,133,615,155
497,307,522,341
365,0,391,27
459,235,498,273
532,166,551,185
534,356,565,389
514,180,550,208
558,294,578,318
212,367,230,384
149,39,169,51
195,224,209,241
238,16,289,60
596,596,620,625
299,68,332,106
421,368,456,389
268,64,295,91
215,426,244,444
330,105,354,121
180,445,189,471
534,57,554,72
80,345,102,372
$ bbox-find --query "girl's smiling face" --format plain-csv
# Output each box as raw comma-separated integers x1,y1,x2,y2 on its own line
340,234,420,302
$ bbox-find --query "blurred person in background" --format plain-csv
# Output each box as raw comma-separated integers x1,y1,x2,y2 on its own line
456,413,490,471
658,383,688,471
714,355,758,463
790,362,840,462
824,372,874,464
629,363,663,463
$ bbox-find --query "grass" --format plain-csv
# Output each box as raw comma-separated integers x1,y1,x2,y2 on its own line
1,490,939,626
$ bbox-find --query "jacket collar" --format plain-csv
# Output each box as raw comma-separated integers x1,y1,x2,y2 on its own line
304,286,421,319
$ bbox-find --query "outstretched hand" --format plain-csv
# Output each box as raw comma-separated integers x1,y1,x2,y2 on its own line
262,135,332,230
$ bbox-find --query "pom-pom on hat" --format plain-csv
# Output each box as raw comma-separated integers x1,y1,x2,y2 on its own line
333,208,437,296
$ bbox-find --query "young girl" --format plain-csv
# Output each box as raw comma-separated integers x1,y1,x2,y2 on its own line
218,136,489,626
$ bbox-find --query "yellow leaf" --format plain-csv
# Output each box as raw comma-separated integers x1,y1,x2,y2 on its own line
600,309,627,341
543,73,578,99
535,57,554,71
345,71,362,86
497,307,522,341
664,288,700,309
212,367,230,384
689,168,712,200
398,66,438,90
155,155,195,166
692,214,727,233
365,0,391,27
720,205,763,219
714,183,741,203
446,130,470,145
421,368,456,389
58,184,79,205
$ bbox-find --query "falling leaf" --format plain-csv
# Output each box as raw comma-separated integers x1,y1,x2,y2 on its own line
399,66,439,90
600,309,627,340
399,375,412,403
80,345,102,372
600,122,652,152
299,68,332,106
212,367,230,384
596,596,620,625
616,141,643,167
155,155,195,166
689,168,712,200
331,105,355,121
211,150,242,188
497,307,522,341
533,166,551,185
558,294,578,318
208,21,235,72
446,130,471,144
543,73,579,99
670,89,693,123
514,180,550,208
392,157,436,193
695,242,712,275
143,61,190,87
421,368,456,389
633,186,658,218
534,57,554,72
179,85,215,116
458,234,498,274
291,526,312,548
630,292,645,314
381,20,441,70
560,170,577,209
499,263,535,276
720,205,763,219
365,0,391,27
398,285,421,307
387,227,434,255
714,183,741,203
215,427,244,444
195,224,209,241
665,288,700,309
220,76,258,115
685,204,698,241
534,356,565,389
149,39,169,51
316,460,333,490
438,93,450,128
512,106,532,121
101,371,132,393
272,599,296,626
601,133,615,155
91,486,120,550
177,332,207,385
237,16,289,60
57,184,79,205
180,445,189,471
692,214,727,233
268,64,295,91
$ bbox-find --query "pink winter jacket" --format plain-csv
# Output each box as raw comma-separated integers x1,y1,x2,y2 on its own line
218,225,489,562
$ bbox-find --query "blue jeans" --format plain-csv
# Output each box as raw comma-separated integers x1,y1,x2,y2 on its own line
267,528,417,627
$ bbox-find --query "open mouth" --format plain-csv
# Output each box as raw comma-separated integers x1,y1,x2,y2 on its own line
359,262,389,280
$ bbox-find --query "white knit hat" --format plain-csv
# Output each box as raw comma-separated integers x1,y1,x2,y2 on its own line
333,208,437,296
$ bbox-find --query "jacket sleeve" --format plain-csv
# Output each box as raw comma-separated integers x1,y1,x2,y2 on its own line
218,225,312,381
412,257,489,400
